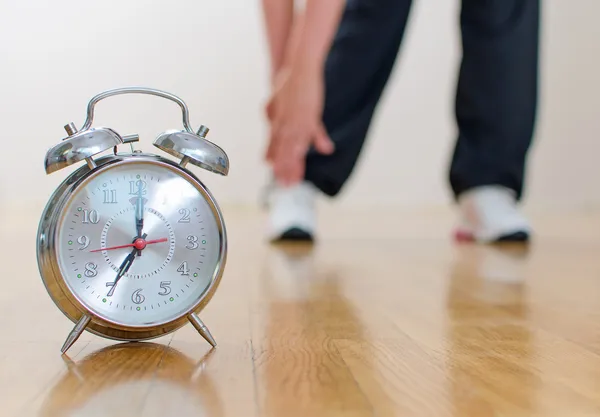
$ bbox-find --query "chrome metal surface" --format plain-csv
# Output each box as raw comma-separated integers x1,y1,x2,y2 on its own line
189,313,217,347
47,87,229,176
60,314,90,354
64,122,78,136
154,130,229,176
37,153,228,343
44,127,123,174
80,87,195,134
122,134,139,143
180,156,191,168
197,125,209,137
85,158,97,170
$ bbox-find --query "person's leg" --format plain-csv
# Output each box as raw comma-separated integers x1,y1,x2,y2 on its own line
305,0,414,197
268,0,414,241
450,0,540,243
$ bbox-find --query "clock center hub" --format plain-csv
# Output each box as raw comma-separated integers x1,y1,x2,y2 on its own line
100,206,176,279
134,238,147,250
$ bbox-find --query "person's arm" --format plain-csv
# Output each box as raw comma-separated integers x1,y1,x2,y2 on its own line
261,0,295,81
265,0,346,185
283,0,346,76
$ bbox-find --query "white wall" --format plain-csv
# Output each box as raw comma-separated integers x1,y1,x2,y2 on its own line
0,0,598,213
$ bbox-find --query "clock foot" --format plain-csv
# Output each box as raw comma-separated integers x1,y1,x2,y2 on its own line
61,314,91,354
188,313,217,348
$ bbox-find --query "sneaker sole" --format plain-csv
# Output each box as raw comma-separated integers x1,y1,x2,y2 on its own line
271,227,314,243
495,231,530,243
454,229,530,244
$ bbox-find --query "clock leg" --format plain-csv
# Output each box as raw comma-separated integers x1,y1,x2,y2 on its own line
188,313,217,348
61,314,91,354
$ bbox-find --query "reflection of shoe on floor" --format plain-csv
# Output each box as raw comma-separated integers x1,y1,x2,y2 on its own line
455,186,531,244
266,181,316,242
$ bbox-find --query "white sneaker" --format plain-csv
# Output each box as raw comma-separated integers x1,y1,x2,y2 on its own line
265,180,317,242
455,185,531,243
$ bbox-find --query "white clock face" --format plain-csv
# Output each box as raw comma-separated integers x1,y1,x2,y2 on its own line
55,159,223,327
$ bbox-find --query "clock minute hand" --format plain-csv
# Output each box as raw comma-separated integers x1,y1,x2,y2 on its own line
135,181,144,254
106,233,147,297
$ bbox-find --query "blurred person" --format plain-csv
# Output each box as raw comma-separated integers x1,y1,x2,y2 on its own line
261,0,540,244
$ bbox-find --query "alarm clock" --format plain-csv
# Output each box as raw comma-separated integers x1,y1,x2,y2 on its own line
36,87,229,354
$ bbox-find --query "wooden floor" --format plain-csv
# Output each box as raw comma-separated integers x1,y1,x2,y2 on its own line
2,206,600,416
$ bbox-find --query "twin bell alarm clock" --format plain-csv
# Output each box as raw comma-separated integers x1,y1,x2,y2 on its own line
36,87,229,354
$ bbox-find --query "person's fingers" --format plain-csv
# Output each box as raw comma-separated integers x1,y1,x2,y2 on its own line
273,130,309,185
264,126,278,163
273,132,295,182
291,156,306,185
265,98,275,121
313,123,335,155
276,155,305,186
284,144,306,185
264,94,283,162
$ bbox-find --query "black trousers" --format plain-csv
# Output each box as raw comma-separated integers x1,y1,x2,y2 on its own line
304,0,540,201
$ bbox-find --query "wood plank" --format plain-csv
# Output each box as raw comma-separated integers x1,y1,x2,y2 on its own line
2,208,600,416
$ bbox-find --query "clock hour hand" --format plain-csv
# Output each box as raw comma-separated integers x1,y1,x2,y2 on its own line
107,233,146,297
106,250,135,297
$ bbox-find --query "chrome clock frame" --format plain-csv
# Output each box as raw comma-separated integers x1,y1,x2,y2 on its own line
37,87,230,354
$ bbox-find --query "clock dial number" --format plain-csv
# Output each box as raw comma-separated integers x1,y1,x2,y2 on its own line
77,236,90,250
82,209,99,224
103,189,118,204
177,261,190,276
84,262,98,277
178,208,191,223
129,180,147,195
186,235,199,250
132,288,145,304
158,281,172,296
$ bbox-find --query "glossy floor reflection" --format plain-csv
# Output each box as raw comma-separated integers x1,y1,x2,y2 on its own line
39,343,221,417
2,209,600,416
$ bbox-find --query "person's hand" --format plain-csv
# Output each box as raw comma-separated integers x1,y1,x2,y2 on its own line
265,65,335,185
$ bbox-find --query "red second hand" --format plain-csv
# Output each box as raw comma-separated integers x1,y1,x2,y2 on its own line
89,238,168,253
